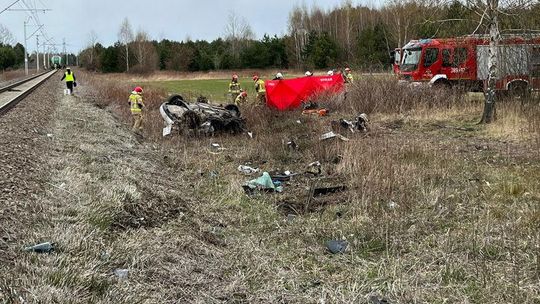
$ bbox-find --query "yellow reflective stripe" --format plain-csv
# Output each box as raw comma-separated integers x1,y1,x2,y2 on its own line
257,80,266,92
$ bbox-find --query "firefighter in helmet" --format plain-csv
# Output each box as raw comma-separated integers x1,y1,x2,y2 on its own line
228,74,242,103
253,75,266,105
129,86,145,134
344,67,354,84
234,90,248,106
273,72,284,80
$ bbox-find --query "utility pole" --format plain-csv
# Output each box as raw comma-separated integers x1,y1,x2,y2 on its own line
42,42,46,69
63,38,69,66
24,19,28,75
7,5,51,75
36,34,39,72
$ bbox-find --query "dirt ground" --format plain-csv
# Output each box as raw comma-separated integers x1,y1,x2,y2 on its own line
1,75,540,303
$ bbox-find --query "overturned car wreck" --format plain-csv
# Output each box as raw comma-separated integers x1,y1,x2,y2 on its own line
160,95,245,136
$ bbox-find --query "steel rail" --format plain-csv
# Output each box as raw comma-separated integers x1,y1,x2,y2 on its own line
0,70,51,94
0,69,57,115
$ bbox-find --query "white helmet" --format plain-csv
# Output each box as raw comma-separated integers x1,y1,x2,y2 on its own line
305,71,312,76
276,72,283,79
327,70,334,76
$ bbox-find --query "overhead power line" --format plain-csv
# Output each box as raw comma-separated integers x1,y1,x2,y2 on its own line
0,0,21,15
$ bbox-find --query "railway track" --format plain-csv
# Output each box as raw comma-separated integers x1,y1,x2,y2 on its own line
0,70,58,115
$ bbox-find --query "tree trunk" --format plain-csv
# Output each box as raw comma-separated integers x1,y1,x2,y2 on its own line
125,44,130,72
480,0,500,124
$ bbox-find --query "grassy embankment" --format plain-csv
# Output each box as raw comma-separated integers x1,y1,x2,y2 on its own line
12,70,539,303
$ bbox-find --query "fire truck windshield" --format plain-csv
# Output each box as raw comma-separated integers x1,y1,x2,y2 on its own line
401,48,422,72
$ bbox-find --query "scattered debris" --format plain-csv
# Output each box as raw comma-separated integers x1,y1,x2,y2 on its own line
270,170,298,182
306,161,322,176
24,242,55,253
114,268,129,279
287,214,296,222
287,140,299,150
319,131,349,141
302,108,328,116
209,143,226,154
325,240,348,254
243,172,283,194
313,185,346,197
302,101,329,116
331,113,369,133
388,200,398,209
100,251,110,261
238,165,259,175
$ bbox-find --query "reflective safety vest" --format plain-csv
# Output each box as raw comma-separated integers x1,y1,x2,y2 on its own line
346,73,354,84
229,82,241,94
64,72,74,82
255,79,266,93
129,93,144,113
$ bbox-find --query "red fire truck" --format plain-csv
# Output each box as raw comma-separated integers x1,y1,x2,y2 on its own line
393,35,540,95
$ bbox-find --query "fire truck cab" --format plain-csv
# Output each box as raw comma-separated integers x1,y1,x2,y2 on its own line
394,36,540,94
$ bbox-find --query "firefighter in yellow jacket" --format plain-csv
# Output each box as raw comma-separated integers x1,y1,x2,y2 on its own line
344,67,354,84
129,86,144,133
234,91,248,106
253,75,266,105
228,74,241,103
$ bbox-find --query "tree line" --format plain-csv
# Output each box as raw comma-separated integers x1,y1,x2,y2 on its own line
76,0,540,73
0,43,25,70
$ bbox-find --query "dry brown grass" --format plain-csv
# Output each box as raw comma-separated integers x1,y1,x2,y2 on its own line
4,71,540,303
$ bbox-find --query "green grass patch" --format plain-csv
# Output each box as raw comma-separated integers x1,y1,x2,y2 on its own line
147,78,257,103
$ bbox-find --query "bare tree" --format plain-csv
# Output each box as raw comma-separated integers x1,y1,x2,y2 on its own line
479,0,501,123
85,30,99,70
132,30,158,73
224,11,255,58
465,0,535,123
118,18,134,72
0,24,14,45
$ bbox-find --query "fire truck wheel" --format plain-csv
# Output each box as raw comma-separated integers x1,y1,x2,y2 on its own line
508,82,530,99
432,80,451,91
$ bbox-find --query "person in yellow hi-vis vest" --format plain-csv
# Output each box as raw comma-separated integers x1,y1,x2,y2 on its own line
60,67,76,94
344,67,354,84
228,74,241,103
253,75,266,105
129,86,144,134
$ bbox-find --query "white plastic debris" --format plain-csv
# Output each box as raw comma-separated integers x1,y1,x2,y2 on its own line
162,125,172,137
319,131,349,141
238,165,259,175
114,269,129,279
308,161,321,167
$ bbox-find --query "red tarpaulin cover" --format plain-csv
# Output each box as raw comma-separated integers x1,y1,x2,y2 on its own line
265,75,344,111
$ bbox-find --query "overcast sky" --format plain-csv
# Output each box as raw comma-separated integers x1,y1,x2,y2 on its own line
0,0,380,53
